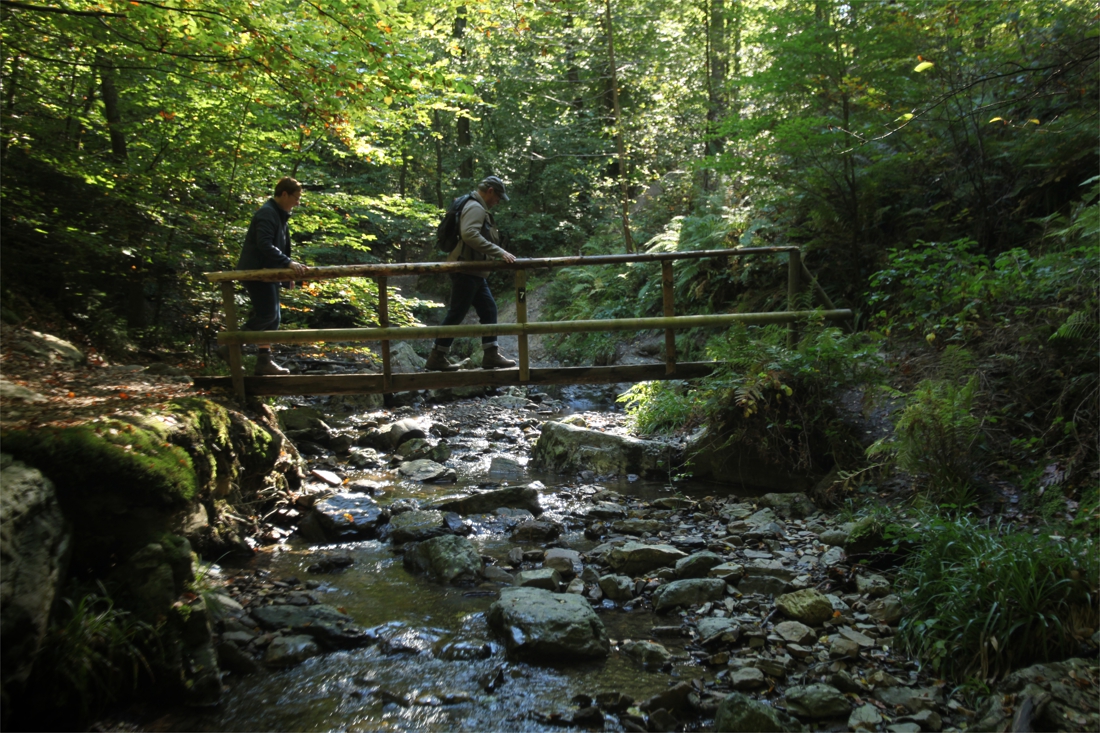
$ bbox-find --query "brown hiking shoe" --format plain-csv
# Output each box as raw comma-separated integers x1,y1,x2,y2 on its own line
482,345,516,369
254,352,290,375
425,349,460,372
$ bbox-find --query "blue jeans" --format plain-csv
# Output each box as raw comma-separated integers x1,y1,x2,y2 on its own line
242,281,281,331
434,273,497,351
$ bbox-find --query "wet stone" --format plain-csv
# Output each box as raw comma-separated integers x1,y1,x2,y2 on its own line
621,640,671,669
611,518,663,535
867,594,905,624
776,588,835,625
389,510,450,544
653,578,727,612
510,519,562,542
397,459,456,483
432,485,542,516
514,568,562,591
784,683,851,719
850,703,883,731
674,551,725,579
301,493,388,543
487,586,610,661
714,691,800,732
599,574,634,601
402,534,484,584
251,603,374,649
708,562,745,582
607,542,687,576
729,667,766,690
736,575,790,597
855,572,892,597
775,620,815,645
263,634,322,667
586,502,627,521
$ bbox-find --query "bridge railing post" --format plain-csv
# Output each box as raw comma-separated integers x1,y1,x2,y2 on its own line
220,282,247,400
378,276,391,392
515,269,529,381
788,248,801,347
662,260,676,375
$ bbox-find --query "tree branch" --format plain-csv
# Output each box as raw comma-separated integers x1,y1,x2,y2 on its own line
0,0,123,17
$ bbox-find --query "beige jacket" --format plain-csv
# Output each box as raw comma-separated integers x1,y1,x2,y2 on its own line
447,190,509,278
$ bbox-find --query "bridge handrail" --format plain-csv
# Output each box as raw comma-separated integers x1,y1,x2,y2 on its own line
205,246,845,399
202,246,799,283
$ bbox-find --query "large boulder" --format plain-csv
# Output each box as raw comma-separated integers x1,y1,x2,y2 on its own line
487,587,610,661
531,421,670,477
653,578,727,612
430,485,542,516
607,542,687,576
0,457,71,697
389,510,453,544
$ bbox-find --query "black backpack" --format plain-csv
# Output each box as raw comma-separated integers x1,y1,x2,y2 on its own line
435,194,474,254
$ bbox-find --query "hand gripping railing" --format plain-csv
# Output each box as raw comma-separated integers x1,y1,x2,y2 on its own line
200,247,850,399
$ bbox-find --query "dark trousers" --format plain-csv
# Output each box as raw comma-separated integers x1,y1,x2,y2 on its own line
242,281,281,332
434,273,497,351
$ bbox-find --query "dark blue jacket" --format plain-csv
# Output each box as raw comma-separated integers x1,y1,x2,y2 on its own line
237,198,292,272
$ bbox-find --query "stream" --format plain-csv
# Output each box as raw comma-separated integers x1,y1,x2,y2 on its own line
163,386,759,732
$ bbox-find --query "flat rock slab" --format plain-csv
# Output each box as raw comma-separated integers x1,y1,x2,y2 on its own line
301,492,388,542
398,459,456,483
607,542,687,576
431,485,542,516
487,586,610,661
653,578,727,612
251,604,375,648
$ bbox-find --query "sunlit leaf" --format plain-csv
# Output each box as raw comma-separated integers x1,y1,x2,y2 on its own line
913,61,935,72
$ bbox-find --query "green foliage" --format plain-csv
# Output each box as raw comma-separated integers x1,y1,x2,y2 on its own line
697,320,886,474
869,371,986,506
895,514,1098,680
617,380,697,436
0,418,198,503
24,585,159,727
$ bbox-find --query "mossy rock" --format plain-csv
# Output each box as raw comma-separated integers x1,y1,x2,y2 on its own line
1,417,198,504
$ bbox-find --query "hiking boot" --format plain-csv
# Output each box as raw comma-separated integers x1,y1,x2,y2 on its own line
425,349,460,372
482,345,516,369
254,351,290,376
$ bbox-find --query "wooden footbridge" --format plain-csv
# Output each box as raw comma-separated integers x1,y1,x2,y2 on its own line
194,247,851,400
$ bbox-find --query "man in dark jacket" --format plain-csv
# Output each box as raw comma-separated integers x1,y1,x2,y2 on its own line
425,175,517,371
233,176,309,375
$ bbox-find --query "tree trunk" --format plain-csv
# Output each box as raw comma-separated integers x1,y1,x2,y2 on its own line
96,52,127,161
602,0,635,254
432,109,444,207
454,8,474,182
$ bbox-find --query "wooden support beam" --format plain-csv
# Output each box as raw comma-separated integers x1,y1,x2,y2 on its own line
220,282,246,400
378,276,391,392
215,309,853,346
788,249,801,347
662,260,676,375
515,270,529,382
192,361,718,396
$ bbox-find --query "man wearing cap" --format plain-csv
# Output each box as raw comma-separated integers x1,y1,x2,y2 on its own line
426,175,518,371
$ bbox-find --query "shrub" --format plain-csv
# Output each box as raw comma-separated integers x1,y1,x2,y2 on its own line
696,320,886,476
895,514,1098,681
869,371,987,506
617,380,697,436
19,585,159,729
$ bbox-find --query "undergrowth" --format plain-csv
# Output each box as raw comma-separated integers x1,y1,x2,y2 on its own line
893,514,1098,681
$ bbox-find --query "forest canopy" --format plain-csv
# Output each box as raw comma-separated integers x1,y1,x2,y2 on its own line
1,0,1096,347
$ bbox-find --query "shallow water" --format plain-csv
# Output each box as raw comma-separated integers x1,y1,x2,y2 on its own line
166,393,757,732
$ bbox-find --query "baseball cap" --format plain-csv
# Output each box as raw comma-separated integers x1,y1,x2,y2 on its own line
480,175,510,201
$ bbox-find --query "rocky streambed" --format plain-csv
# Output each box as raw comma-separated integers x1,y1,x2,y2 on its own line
145,388,1098,733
